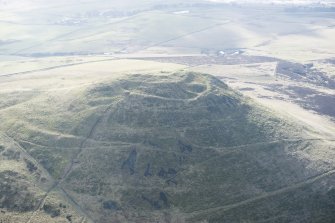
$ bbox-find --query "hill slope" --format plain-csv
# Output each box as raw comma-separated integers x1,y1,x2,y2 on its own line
0,69,334,222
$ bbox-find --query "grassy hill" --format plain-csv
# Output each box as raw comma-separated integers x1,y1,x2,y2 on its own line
0,66,334,222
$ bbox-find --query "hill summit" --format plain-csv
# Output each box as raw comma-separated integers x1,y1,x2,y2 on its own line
0,72,334,223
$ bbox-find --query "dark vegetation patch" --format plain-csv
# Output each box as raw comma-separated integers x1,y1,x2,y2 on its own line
2,150,20,160
239,87,254,91
266,85,335,118
157,168,177,179
286,86,318,97
178,140,193,153
43,203,61,217
66,214,72,222
102,200,120,211
188,83,207,93
144,163,153,177
0,171,38,212
309,95,335,118
277,61,335,89
24,158,38,173
121,148,137,175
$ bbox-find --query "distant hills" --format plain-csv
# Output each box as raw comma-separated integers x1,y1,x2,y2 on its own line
206,0,335,6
